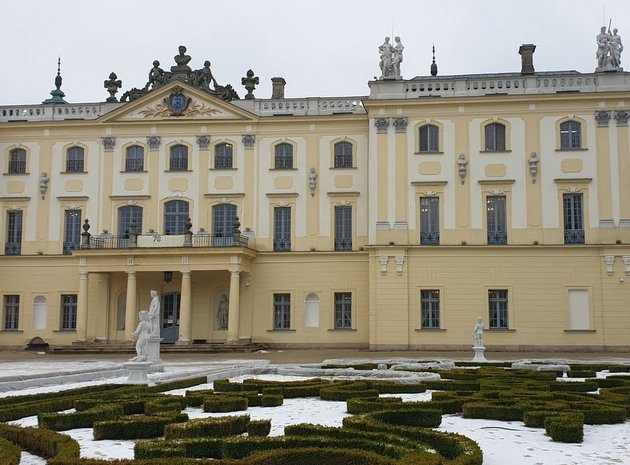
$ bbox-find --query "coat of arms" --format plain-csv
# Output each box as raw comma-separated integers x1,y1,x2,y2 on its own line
165,87,191,116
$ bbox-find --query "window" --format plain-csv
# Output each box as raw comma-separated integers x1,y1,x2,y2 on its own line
8,148,26,174
273,293,291,330
420,197,439,245
273,207,291,252
419,124,439,152
164,200,189,235
334,142,353,168
32,296,47,330
215,143,233,169
568,290,590,330
486,195,507,245
3,295,19,331
212,203,237,246
334,292,352,329
169,144,188,171
421,290,440,329
484,123,506,151
274,143,293,169
118,205,143,247
563,193,584,244
60,294,77,330
125,145,144,171
560,120,581,149
63,209,81,255
5,210,22,255
66,146,84,172
488,290,508,329
304,293,320,328
334,205,352,251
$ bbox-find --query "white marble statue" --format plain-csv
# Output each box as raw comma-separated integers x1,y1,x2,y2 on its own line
391,36,404,77
473,316,484,347
148,290,160,337
131,310,151,361
379,37,394,78
216,294,228,330
611,28,624,68
597,24,623,71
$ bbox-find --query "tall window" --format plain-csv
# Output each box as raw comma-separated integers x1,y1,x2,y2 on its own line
334,141,353,168
5,210,22,255
334,292,352,329
484,123,506,151
273,207,291,252
215,143,233,169
66,146,84,172
563,193,584,244
420,197,439,245
3,295,19,331
273,293,291,330
274,143,293,169
125,145,144,172
63,209,81,255
334,205,352,251
421,290,440,329
164,200,189,235
8,148,26,174
118,205,143,237
560,120,581,149
488,290,508,329
169,144,188,171
419,124,439,152
213,203,237,246
60,294,77,330
486,195,507,245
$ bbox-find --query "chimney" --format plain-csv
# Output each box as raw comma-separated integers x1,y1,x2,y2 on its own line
518,44,536,75
271,77,286,99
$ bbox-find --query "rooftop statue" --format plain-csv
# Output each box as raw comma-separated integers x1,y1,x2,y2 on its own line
172,45,192,74
596,22,623,72
379,36,403,79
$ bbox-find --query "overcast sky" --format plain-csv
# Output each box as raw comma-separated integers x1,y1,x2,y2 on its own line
1,0,629,105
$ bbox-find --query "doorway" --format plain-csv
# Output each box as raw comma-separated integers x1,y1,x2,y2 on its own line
162,292,181,343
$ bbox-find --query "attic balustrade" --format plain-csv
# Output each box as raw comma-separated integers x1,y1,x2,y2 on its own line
79,233,248,250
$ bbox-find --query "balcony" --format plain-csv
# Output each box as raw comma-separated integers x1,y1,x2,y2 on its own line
487,231,508,245
4,242,21,255
80,233,248,250
420,231,440,246
273,238,291,252
564,229,585,245
334,237,352,251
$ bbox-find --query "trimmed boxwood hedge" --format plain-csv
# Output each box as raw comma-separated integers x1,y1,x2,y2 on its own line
93,413,189,439
0,423,79,460
247,419,271,437
244,447,397,465
260,394,283,407
370,408,442,428
544,413,584,443
148,376,208,393
203,396,248,413
320,387,379,402
0,436,20,465
549,381,599,392
165,415,250,439
38,403,124,431
567,370,597,378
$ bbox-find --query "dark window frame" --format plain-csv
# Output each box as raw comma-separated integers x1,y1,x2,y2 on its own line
169,144,188,171
5,210,22,255
3,295,19,331
560,120,582,149
420,290,440,329
212,203,237,246
125,145,144,172
118,205,143,238
273,293,291,330
66,146,85,173
486,195,507,245
419,124,440,152
333,142,353,168
488,289,509,329
273,206,291,252
60,294,77,330
215,143,233,169
484,123,506,151
563,193,585,244
274,143,294,169
334,205,352,251
420,196,440,245
164,200,189,235
8,148,26,174
334,292,352,329
63,209,81,255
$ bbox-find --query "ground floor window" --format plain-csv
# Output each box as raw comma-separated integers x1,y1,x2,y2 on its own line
420,290,440,329
334,292,352,329
273,293,291,330
61,294,77,330
488,289,508,329
3,295,19,330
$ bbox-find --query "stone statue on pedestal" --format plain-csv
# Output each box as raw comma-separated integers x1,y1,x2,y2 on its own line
379,36,404,79
148,290,161,338
473,316,484,347
131,310,151,361
596,23,623,72
216,295,228,330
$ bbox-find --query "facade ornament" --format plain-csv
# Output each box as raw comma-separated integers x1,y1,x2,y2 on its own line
148,290,161,338
614,110,629,127
378,36,404,79
604,255,616,276
489,188,504,195
146,136,161,150
216,294,229,330
422,191,437,197
242,134,255,148
596,23,623,72
595,110,611,127
308,168,318,197
165,86,192,116
375,118,390,133
102,137,116,151
394,256,405,276
528,152,539,183
196,135,211,150
393,117,408,132
184,217,193,247
430,44,438,76
379,256,389,276
473,316,484,347
241,69,259,100
39,172,49,199
81,219,91,247
457,153,468,184
104,72,122,103
43,57,68,105
566,186,581,193
623,256,630,275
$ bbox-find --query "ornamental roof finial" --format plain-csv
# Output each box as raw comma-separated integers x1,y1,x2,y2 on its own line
430,44,438,76
43,57,68,104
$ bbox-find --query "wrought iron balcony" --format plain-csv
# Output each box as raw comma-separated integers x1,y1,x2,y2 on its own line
4,242,21,255
420,231,440,246
273,238,291,252
77,233,248,250
63,241,80,255
487,231,507,245
334,237,352,251
564,229,585,244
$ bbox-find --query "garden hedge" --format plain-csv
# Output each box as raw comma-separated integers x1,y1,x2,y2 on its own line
0,423,79,460
39,403,124,431
0,436,20,465
260,394,283,407
93,413,189,439
165,415,250,439
246,419,271,437
544,413,584,443
203,396,248,413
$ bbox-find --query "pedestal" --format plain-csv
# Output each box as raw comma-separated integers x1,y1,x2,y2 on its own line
472,346,487,362
146,337,164,372
123,361,152,384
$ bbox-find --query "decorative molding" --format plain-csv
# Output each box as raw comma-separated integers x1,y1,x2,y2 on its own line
393,221,408,230
614,110,629,127
56,196,89,201
65,203,81,210
101,137,116,151
242,134,255,148
477,179,515,185
335,200,352,206
204,193,246,199
411,181,448,186
146,136,161,150
565,186,582,193
595,110,611,127
379,256,389,276
624,256,630,275
375,118,390,133
308,168,318,197
196,135,211,150
273,200,291,207
553,177,593,184
0,196,30,201
182,256,189,265
528,152,539,183
79,258,87,267
326,191,360,197
422,190,438,196
457,153,468,184
393,117,408,132
489,188,505,195
109,195,151,200
127,257,135,266
266,192,299,198
394,256,405,276
376,221,390,230
139,100,219,118
604,255,615,276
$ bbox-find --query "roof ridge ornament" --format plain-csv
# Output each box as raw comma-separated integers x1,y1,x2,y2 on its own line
430,44,438,76
43,57,68,105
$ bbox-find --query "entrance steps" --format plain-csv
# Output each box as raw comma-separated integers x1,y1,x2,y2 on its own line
47,342,267,355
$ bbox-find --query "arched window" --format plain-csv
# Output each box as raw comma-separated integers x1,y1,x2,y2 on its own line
66,146,84,172
169,144,188,171
304,293,320,328
8,148,26,174
334,141,353,168
164,200,189,235
419,124,439,152
484,123,506,151
212,203,237,246
33,296,47,330
125,145,144,171
118,205,143,237
560,120,581,149
274,143,293,169
215,143,233,169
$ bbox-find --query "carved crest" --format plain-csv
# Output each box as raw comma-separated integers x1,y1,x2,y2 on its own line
166,87,191,116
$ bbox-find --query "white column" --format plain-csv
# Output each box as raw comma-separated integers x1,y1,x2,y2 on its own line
75,272,89,341
227,270,241,344
177,271,192,344
124,271,137,341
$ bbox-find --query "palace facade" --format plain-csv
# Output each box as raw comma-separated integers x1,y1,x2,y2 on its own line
1,43,629,351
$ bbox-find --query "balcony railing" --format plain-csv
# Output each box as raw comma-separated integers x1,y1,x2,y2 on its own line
420,231,440,246
273,238,291,252
8,160,26,174
487,231,508,245
79,233,248,250
564,229,585,244
66,160,84,173
63,241,80,255
4,242,21,255
334,237,352,251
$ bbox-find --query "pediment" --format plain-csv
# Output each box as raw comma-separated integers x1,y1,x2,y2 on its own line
100,82,256,123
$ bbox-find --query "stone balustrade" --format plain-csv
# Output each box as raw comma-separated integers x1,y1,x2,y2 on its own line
234,97,367,116
0,103,121,123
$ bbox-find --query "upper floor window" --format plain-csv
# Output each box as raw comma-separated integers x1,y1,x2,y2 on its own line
118,205,143,237
4,210,22,256
484,123,506,151
274,143,293,169
334,205,352,251
560,120,581,149
63,209,81,255
169,145,188,171
164,200,189,235
8,148,26,174
125,145,144,172
273,206,291,252
212,203,237,246
419,124,439,152
66,146,84,173
420,196,439,245
334,142,353,168
486,195,507,245
563,193,584,244
215,143,233,169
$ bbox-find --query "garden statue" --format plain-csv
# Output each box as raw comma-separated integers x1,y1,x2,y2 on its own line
148,290,161,338
130,310,151,361
216,295,229,330
473,316,484,347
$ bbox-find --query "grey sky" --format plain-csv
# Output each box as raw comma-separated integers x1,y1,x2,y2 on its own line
1,0,629,105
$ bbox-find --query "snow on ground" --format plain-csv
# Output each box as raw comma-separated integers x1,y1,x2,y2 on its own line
19,452,46,465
